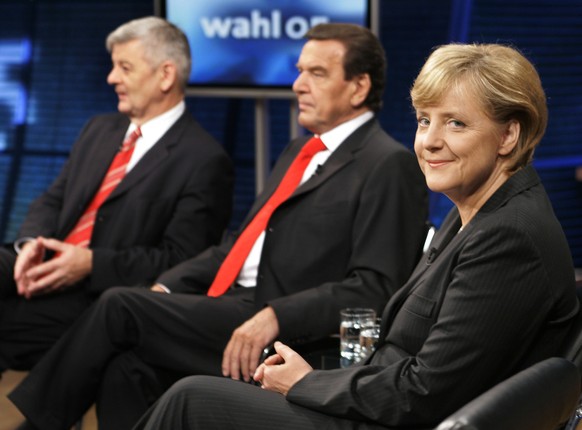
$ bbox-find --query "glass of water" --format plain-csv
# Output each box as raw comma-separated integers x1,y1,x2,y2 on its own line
339,308,376,368
359,318,381,361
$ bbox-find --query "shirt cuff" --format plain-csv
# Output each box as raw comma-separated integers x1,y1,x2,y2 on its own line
156,283,172,294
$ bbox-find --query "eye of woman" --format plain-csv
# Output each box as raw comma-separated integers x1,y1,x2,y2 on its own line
448,119,466,128
417,117,430,127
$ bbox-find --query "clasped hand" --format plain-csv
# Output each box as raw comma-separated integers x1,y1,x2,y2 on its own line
253,341,313,396
14,237,92,298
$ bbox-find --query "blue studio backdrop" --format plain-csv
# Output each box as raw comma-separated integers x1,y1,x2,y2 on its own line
1,0,582,266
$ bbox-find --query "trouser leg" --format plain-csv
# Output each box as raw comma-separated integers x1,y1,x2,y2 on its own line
9,286,256,430
0,287,90,370
0,246,17,371
8,287,144,430
0,246,16,298
95,287,257,429
97,350,184,430
0,243,92,371
133,375,354,430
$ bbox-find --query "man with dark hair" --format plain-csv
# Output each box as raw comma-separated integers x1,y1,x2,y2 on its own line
305,22,387,112
0,16,233,372
10,23,428,430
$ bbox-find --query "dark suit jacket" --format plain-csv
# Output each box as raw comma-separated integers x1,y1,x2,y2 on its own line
287,165,577,429
18,110,234,294
158,118,429,344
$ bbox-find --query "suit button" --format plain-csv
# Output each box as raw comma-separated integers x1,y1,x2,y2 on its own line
268,227,274,233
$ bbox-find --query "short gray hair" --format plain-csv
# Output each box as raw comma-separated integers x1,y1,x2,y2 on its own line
106,16,191,90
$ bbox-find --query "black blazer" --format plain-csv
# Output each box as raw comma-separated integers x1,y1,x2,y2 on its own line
18,110,234,294
287,166,577,429
158,118,429,344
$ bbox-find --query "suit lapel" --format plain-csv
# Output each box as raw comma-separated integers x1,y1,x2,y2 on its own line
239,118,378,230
238,143,302,229
293,147,354,196
105,112,187,200
375,211,462,345
59,117,128,238
291,118,378,198
79,119,128,206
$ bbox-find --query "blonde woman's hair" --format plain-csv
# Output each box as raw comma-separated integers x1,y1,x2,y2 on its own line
411,43,547,172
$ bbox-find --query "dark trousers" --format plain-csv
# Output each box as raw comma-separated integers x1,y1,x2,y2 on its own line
9,286,257,430
0,247,91,370
133,375,390,430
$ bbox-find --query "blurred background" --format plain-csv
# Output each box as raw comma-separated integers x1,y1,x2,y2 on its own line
1,0,581,266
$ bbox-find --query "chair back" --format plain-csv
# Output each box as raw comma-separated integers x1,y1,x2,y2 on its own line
559,284,582,370
559,282,582,429
435,357,580,430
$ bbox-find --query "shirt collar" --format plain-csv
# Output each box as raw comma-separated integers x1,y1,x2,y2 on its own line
128,100,185,142
318,111,374,152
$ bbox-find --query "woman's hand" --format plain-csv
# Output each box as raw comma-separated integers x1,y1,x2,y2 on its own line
253,341,313,396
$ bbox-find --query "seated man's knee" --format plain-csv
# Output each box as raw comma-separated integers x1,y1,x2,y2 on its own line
95,287,146,332
99,286,141,306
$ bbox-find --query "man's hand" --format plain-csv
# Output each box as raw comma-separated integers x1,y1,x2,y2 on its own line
222,306,280,382
253,341,313,396
16,237,92,297
14,238,45,298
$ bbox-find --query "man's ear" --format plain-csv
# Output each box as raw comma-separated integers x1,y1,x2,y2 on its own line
350,73,371,108
498,119,520,156
159,61,177,93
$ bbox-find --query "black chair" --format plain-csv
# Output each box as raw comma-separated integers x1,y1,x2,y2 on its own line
558,282,582,429
559,283,582,370
435,357,581,430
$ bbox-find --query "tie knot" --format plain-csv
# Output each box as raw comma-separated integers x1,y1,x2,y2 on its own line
301,136,326,158
121,127,141,152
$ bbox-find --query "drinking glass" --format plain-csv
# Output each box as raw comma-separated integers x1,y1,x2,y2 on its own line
340,308,376,368
359,318,381,361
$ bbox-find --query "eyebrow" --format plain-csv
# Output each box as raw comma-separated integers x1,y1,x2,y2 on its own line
416,108,463,118
115,60,134,68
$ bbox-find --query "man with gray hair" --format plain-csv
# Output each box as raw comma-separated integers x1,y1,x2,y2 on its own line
0,16,233,372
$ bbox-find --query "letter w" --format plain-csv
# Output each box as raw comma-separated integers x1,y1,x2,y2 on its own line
200,17,232,38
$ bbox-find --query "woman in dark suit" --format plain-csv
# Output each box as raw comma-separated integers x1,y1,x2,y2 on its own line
133,43,578,430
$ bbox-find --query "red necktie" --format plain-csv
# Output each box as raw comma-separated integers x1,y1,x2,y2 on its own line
207,136,326,297
64,127,141,248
